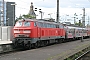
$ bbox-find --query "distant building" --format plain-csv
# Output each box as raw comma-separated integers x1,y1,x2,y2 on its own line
0,1,15,26
0,0,5,26
28,2,36,18
6,2,15,26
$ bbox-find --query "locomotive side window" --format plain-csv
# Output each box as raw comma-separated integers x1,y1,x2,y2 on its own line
41,23,43,27
44,23,46,27
38,22,41,27
56,25,59,28
47,24,49,28
38,22,43,27
59,24,63,28
34,22,37,27
43,23,46,28
15,21,22,26
24,21,30,26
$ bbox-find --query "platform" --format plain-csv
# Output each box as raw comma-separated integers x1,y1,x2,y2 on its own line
0,41,12,45
0,41,13,54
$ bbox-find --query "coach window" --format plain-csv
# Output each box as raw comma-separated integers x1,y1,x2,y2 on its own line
34,22,37,27
83,30,85,33
69,29,70,33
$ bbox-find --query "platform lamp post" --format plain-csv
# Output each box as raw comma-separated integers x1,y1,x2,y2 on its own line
11,4,16,26
81,8,85,42
81,16,84,42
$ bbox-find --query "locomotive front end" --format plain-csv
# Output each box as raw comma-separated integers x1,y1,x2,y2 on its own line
12,20,32,49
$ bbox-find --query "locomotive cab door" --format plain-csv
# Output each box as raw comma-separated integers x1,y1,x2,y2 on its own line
37,22,41,38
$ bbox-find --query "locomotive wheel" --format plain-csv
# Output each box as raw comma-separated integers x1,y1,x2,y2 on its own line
25,42,31,50
33,42,39,49
42,41,46,47
44,41,47,46
41,41,44,47
27,43,31,49
13,42,18,49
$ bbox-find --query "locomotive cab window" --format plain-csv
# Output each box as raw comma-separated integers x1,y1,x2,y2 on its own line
15,21,22,27
34,22,37,27
24,21,30,26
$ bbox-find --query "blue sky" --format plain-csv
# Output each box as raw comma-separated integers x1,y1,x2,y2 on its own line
4,0,90,25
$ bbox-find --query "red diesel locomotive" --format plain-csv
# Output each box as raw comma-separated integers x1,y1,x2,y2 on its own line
13,19,65,49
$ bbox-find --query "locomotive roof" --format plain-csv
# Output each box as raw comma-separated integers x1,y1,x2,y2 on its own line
18,19,63,25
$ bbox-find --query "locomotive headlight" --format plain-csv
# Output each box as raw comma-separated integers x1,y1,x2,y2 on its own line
14,30,20,33
23,30,31,33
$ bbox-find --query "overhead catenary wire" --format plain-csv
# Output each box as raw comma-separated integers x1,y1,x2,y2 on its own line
18,0,31,5
16,6,29,10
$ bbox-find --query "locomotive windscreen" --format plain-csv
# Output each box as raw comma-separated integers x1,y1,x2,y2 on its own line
15,21,30,27
15,21,22,27
23,21,30,26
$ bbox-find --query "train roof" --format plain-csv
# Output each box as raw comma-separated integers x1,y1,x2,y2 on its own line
65,26,87,29
17,19,63,25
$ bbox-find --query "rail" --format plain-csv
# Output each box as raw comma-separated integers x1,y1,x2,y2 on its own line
75,50,90,60
65,45,90,60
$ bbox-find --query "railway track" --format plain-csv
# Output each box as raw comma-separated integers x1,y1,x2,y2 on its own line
75,50,90,60
0,38,89,59
65,44,90,60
